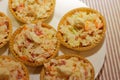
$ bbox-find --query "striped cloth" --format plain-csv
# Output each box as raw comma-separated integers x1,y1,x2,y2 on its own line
81,0,120,80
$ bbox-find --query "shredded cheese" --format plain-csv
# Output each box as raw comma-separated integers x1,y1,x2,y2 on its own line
0,57,26,80
0,16,9,44
59,11,103,47
11,0,54,22
13,22,58,63
44,57,93,80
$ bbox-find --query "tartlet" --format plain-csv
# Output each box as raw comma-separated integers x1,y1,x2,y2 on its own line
0,12,12,48
0,56,29,80
40,54,95,80
9,0,55,23
57,7,106,51
9,22,60,67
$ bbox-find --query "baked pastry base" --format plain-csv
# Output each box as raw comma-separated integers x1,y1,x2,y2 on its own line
57,7,106,51
40,54,95,80
9,23,60,67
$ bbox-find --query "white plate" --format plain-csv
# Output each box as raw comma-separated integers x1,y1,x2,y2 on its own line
0,0,106,79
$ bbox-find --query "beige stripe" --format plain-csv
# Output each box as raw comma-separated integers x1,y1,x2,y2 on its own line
99,67,103,80
106,1,116,79
109,0,120,73
99,0,119,79
108,1,119,79
112,0,120,51
103,61,108,80
106,47,112,80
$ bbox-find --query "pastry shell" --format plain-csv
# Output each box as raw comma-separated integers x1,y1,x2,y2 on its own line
40,54,95,80
9,0,56,23
9,22,60,67
57,7,106,51
0,56,29,80
0,12,12,48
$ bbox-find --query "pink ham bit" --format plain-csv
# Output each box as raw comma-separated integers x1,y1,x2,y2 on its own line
97,23,103,29
59,60,66,65
4,21,9,26
94,20,103,29
35,29,43,36
81,35,86,39
17,70,23,79
31,53,36,58
73,64,77,71
84,68,88,79
20,56,28,61
75,36,79,40
34,27,43,36
84,21,91,31
25,38,32,46
16,4,24,12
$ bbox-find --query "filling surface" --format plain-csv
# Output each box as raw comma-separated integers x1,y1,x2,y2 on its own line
44,57,93,80
59,11,104,47
0,57,27,80
11,0,54,22
13,23,58,63
0,16,9,45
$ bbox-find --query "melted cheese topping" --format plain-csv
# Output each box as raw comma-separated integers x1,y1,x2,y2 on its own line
59,12,104,47
0,57,26,80
13,22,58,63
44,57,93,80
0,16,9,44
11,0,54,22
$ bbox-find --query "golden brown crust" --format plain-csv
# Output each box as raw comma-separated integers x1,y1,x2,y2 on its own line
57,7,106,51
9,22,60,67
0,12,12,48
8,0,56,23
0,56,29,80
40,54,95,80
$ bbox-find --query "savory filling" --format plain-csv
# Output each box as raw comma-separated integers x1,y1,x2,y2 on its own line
0,16,9,44
0,57,26,80
11,0,54,22
13,23,58,63
59,12,104,47
44,57,93,80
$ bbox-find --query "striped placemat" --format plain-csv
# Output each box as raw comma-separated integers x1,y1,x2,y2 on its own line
81,0,120,80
